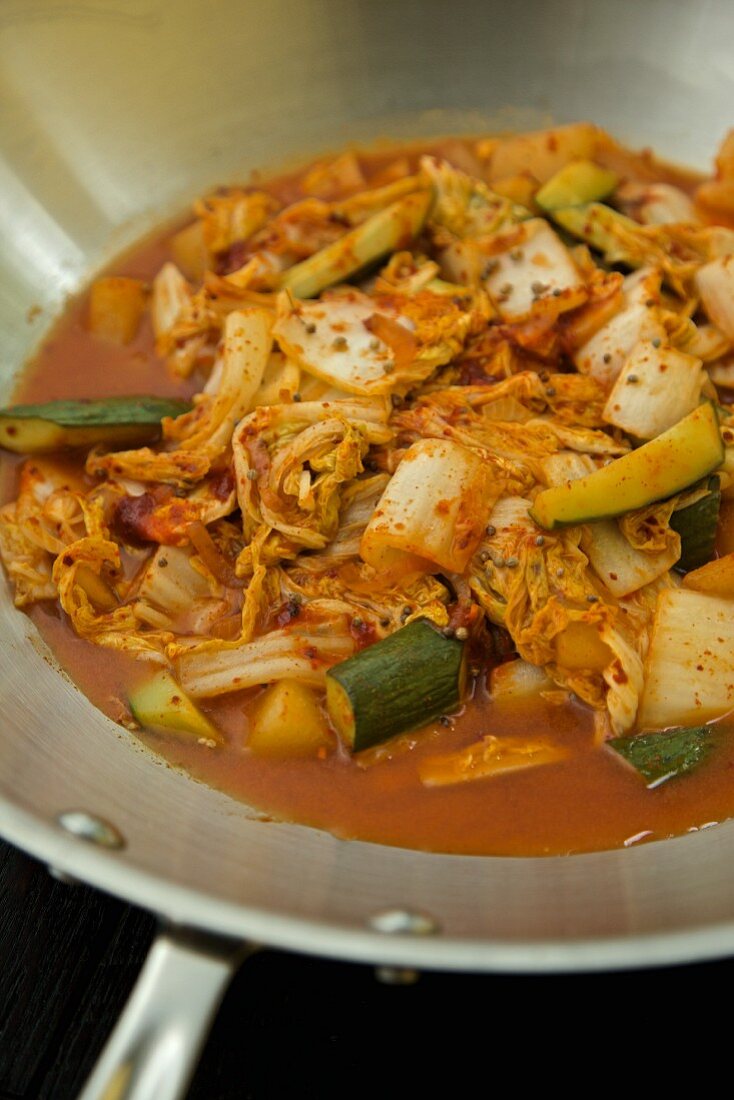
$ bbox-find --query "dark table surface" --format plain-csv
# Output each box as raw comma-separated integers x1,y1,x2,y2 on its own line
1,835,730,1099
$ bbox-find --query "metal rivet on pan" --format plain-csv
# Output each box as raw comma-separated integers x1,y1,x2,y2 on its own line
56,810,126,850
46,865,80,886
368,908,441,985
374,966,422,986
368,908,441,936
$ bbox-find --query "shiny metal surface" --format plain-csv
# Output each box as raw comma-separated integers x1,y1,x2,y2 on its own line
3,0,734,974
57,809,126,849
79,929,247,1100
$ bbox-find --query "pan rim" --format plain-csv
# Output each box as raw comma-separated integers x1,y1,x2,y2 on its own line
3,800,734,974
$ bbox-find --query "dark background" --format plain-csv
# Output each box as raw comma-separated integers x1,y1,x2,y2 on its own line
0,836,727,1099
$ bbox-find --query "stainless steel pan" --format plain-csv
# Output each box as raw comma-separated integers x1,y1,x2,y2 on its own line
3,2,734,1096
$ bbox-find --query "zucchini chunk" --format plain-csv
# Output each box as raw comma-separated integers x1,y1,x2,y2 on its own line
0,396,191,454
549,202,642,265
129,670,223,744
608,725,712,787
670,475,721,572
535,160,618,211
280,190,432,298
326,619,466,752
529,403,723,529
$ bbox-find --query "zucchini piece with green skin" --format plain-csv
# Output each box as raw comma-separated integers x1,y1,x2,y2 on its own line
326,619,466,752
529,402,724,530
280,190,433,298
129,670,223,744
670,475,721,572
549,202,643,266
535,161,618,211
0,396,191,454
608,725,713,788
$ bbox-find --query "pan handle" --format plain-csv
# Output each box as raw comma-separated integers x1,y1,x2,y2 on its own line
78,927,254,1100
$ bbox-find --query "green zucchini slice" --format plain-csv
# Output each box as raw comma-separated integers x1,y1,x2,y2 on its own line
670,475,721,572
280,190,432,299
529,403,723,530
535,161,618,212
548,202,642,266
129,669,223,744
326,619,466,752
0,395,191,454
608,725,713,787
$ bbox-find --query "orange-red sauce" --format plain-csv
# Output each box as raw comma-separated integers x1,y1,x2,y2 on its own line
5,136,733,857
